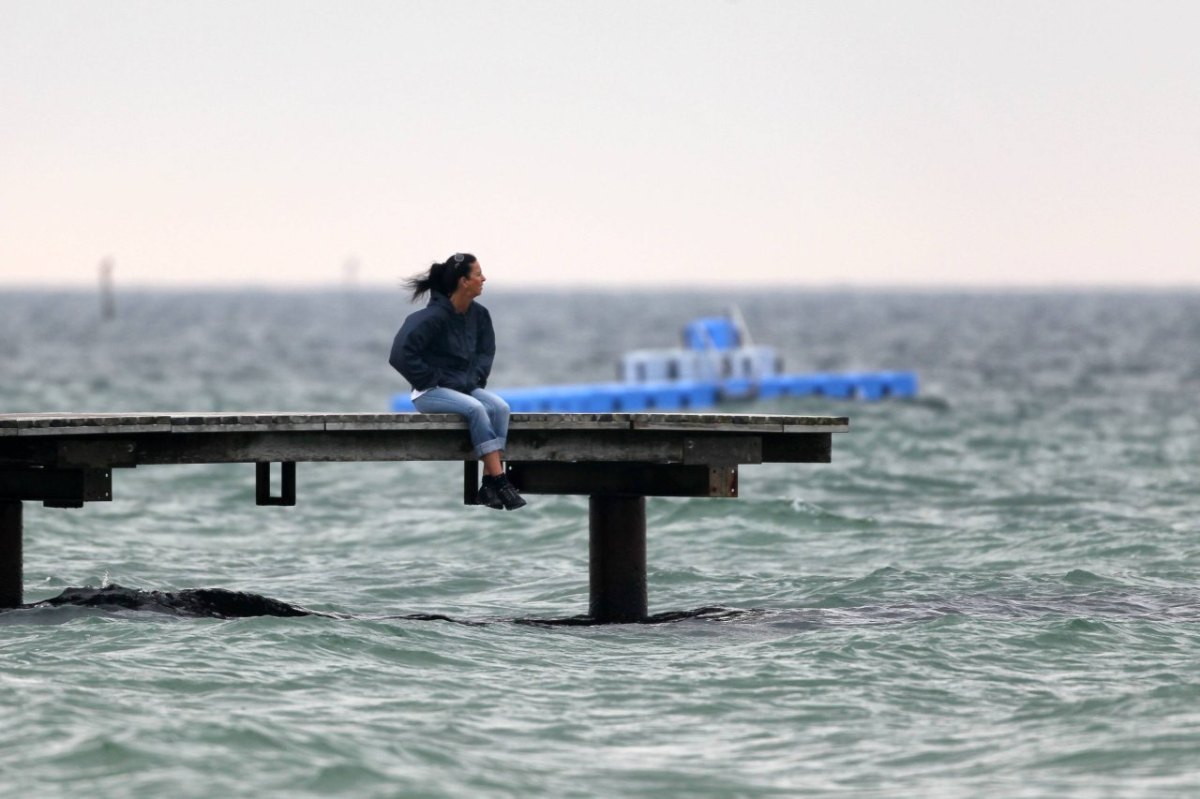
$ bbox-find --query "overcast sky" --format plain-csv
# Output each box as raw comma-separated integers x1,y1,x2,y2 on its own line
2,1,1197,288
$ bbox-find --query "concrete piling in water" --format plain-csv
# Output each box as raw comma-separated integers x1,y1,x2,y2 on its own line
0,501,21,609
589,495,647,623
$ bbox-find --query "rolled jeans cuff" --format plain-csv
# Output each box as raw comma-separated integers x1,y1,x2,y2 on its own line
476,437,504,458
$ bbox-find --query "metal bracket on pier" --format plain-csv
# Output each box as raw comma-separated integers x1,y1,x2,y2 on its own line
255,462,296,506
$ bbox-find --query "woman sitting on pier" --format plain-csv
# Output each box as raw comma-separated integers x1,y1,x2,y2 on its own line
390,253,526,510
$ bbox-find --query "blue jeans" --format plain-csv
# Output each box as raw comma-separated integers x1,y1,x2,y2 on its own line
412,387,510,458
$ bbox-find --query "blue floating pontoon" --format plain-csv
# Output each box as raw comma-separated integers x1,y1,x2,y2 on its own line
391,309,917,413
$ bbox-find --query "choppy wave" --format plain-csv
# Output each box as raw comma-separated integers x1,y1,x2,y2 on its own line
13,578,1200,631
4,290,1200,797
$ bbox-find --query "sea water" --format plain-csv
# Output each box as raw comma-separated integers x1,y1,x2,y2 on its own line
1,289,1198,797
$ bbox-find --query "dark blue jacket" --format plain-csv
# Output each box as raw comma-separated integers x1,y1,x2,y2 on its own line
389,294,496,394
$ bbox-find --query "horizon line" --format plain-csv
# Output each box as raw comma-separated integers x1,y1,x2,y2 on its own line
2,281,1199,295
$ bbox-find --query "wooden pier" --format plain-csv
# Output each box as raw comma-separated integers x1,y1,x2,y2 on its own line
0,412,847,622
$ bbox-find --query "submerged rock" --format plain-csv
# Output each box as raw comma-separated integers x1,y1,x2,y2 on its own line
30,584,314,618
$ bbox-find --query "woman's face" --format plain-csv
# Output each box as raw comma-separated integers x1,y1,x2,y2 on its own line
461,261,486,297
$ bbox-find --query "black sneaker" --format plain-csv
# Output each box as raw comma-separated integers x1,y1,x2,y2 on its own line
493,475,527,510
476,482,504,509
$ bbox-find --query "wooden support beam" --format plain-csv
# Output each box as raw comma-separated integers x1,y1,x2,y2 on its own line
0,500,21,609
0,467,112,507
507,462,739,498
47,430,689,467
681,436,760,465
761,432,831,463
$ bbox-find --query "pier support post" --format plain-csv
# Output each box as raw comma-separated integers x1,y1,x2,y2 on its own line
0,500,21,609
589,495,647,623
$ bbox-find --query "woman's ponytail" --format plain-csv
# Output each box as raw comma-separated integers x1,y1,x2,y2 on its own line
405,253,477,301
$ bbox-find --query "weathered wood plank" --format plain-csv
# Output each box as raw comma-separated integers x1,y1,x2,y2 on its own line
170,413,327,432
319,413,464,427
17,423,174,437
169,422,328,433
0,413,168,426
4,414,167,429
0,411,849,435
782,422,849,434
508,415,631,430
124,431,477,464
632,417,784,433
323,415,469,431
0,413,846,467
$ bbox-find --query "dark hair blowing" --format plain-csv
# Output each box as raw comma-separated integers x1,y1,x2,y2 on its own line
405,253,477,301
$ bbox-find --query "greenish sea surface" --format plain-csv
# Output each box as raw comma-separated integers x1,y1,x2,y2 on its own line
2,289,1199,798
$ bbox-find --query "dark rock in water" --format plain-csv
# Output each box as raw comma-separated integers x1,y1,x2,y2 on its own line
20,588,759,626
514,605,748,626
30,584,314,619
